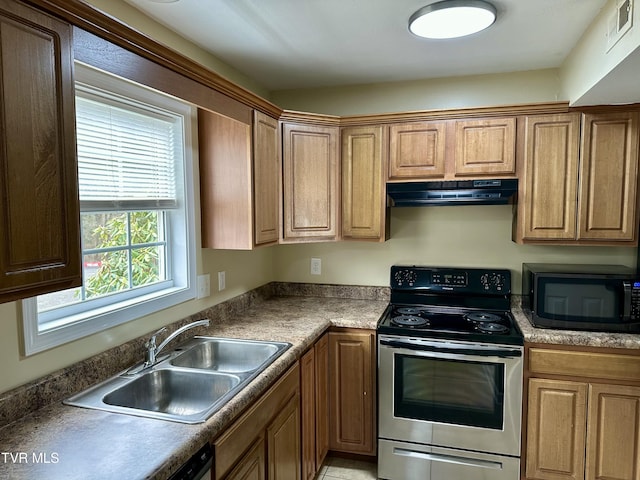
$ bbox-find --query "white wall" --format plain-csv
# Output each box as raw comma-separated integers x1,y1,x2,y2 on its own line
83,0,271,99
561,0,640,105
271,69,562,116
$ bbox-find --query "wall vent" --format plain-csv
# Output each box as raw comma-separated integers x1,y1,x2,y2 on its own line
607,0,633,51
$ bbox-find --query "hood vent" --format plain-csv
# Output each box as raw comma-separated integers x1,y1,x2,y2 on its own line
387,179,518,207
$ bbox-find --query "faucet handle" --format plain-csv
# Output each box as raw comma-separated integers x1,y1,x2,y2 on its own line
146,327,167,347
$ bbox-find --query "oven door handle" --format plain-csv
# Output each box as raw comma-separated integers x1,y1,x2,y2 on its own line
379,338,522,358
393,447,504,470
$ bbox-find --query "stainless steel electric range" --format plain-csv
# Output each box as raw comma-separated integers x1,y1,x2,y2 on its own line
377,265,524,480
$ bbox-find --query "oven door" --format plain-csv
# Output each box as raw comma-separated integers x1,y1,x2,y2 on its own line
378,335,523,457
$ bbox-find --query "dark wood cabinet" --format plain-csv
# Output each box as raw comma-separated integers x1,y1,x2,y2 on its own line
0,0,81,303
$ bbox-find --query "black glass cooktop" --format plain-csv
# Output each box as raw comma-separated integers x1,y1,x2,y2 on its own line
377,304,523,345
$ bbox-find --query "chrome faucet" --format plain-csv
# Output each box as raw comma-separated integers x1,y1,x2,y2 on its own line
144,319,210,367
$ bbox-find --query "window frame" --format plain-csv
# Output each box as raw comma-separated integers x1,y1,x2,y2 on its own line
22,63,197,355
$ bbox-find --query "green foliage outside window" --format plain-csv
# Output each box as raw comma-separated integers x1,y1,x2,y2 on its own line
84,211,162,298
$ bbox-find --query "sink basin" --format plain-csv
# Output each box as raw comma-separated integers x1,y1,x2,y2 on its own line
171,337,288,373
65,336,291,423
103,369,240,416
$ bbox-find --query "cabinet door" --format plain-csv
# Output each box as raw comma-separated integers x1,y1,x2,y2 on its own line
526,378,588,480
341,126,388,241
454,117,516,176
225,437,266,480
282,123,339,241
199,109,253,249
388,121,446,179
0,0,81,302
585,383,640,480
300,348,316,480
267,394,301,480
578,112,639,242
314,334,330,468
253,111,280,246
515,113,581,242
328,330,376,455
300,334,329,480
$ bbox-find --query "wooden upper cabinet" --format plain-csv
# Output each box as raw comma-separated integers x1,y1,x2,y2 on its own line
454,117,516,176
388,117,516,180
515,111,640,245
515,113,581,242
282,122,339,242
199,109,279,249
0,0,81,303
341,126,388,242
199,108,252,249
388,121,446,179
253,111,280,246
578,112,639,242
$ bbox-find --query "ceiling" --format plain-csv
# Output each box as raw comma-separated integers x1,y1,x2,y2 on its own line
122,0,610,93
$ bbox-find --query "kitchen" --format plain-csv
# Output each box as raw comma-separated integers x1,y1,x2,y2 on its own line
1,0,640,479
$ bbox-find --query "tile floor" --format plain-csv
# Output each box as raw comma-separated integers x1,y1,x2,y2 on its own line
317,456,377,479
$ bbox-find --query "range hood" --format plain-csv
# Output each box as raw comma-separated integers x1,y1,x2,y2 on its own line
387,179,518,207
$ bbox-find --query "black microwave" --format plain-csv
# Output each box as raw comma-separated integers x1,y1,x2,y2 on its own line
522,263,640,333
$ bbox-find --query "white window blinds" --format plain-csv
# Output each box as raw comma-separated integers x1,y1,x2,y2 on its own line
75,88,181,211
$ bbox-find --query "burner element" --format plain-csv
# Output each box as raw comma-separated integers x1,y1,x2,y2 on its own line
466,312,502,323
391,315,429,328
476,322,509,334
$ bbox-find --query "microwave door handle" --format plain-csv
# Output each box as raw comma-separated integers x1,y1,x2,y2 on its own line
623,281,632,319
379,339,522,358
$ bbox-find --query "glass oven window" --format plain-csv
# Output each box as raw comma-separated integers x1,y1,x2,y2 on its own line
394,355,504,429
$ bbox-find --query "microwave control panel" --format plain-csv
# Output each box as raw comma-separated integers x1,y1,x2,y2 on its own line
631,281,640,319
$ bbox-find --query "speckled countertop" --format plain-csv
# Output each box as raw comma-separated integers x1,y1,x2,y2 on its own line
1,285,639,480
0,294,387,480
511,297,640,350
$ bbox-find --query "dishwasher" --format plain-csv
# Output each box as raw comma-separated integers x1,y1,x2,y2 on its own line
168,443,213,480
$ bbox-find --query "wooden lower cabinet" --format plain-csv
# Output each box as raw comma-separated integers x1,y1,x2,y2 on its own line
526,379,588,480
586,384,640,480
226,437,266,480
214,364,300,480
328,330,376,456
301,334,329,480
267,395,301,480
525,347,640,480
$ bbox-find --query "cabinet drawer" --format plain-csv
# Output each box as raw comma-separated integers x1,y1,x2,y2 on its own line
529,348,640,382
214,363,300,479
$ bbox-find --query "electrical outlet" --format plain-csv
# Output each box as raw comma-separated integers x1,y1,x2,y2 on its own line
310,258,322,275
196,274,210,299
218,271,226,291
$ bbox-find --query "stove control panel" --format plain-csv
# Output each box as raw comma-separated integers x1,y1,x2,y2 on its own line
391,266,511,295
431,272,467,286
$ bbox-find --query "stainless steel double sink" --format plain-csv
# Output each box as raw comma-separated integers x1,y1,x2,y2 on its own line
65,337,291,424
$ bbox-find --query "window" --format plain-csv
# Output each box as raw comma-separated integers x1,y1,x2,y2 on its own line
22,63,197,355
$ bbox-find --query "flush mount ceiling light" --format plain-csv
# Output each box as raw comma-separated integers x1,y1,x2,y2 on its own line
409,0,497,39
